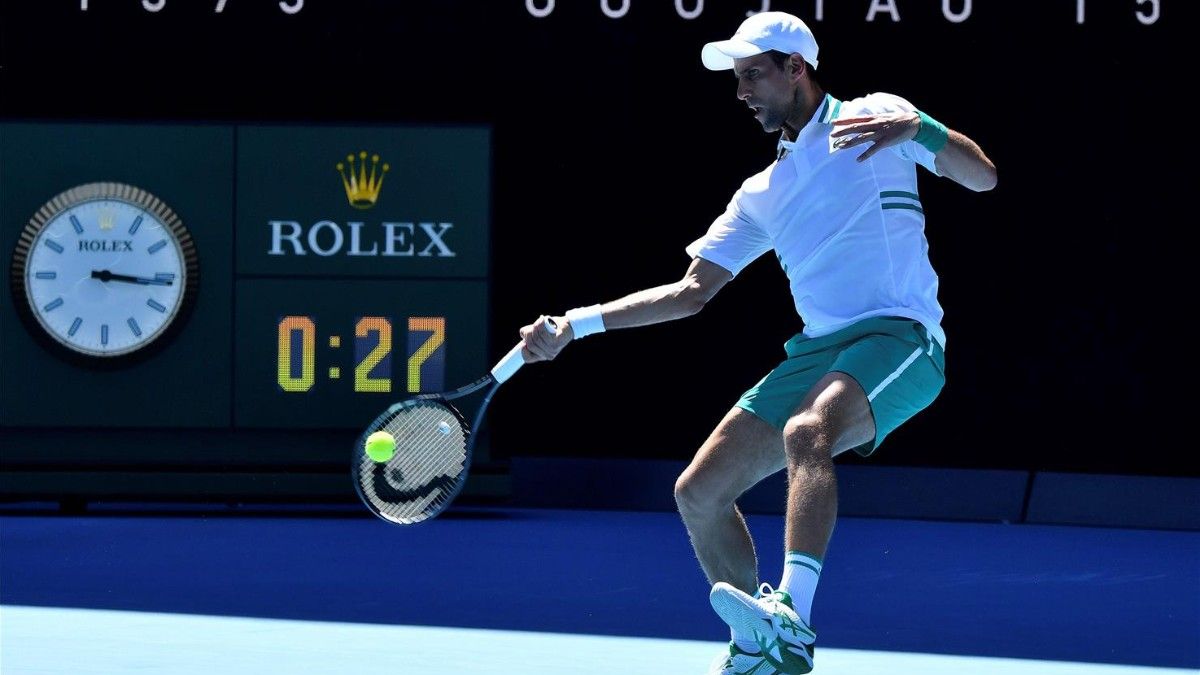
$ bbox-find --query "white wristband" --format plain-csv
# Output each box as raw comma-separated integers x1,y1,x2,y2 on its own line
564,304,605,339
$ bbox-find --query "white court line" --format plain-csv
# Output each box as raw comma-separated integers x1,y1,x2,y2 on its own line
0,605,1191,675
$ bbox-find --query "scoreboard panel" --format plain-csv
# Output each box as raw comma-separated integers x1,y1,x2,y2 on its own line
1,122,490,447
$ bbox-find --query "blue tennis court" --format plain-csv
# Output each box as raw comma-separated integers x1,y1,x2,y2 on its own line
2,507,1196,673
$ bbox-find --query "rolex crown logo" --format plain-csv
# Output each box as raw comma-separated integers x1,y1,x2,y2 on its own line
98,208,116,231
336,151,390,209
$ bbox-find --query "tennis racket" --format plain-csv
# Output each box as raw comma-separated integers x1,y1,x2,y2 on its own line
352,318,557,525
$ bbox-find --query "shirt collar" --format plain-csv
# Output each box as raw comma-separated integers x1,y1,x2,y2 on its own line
776,93,841,157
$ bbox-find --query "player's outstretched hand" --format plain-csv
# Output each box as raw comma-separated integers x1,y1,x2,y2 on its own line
520,315,570,362
831,112,920,162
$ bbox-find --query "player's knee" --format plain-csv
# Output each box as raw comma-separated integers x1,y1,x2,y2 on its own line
674,470,730,518
782,416,832,466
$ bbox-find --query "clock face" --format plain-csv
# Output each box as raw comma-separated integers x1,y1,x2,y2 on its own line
10,182,199,363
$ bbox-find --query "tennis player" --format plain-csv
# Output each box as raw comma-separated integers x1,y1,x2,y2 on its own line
519,11,996,675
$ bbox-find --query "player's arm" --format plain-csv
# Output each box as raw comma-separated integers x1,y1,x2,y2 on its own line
831,112,997,192
520,257,733,362
928,128,996,192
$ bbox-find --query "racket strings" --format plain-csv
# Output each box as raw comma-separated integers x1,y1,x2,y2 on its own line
358,400,467,524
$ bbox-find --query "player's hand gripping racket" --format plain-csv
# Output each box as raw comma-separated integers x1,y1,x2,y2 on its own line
352,319,558,525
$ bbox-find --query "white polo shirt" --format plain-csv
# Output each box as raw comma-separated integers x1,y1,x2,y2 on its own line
686,92,947,347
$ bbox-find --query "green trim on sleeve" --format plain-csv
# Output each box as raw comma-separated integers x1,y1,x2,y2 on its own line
882,202,925,214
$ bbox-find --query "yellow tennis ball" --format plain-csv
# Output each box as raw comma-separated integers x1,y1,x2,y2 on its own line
365,431,396,463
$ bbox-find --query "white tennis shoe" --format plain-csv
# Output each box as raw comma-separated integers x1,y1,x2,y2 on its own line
707,642,778,675
709,583,815,675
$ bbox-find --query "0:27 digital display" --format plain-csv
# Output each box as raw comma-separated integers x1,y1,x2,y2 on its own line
276,315,445,394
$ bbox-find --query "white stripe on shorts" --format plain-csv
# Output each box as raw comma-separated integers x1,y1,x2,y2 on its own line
867,346,924,402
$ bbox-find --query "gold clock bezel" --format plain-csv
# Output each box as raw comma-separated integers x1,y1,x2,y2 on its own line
9,182,200,366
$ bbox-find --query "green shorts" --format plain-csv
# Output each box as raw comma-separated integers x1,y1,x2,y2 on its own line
735,316,946,457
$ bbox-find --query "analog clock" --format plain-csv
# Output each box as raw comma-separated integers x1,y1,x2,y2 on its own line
9,182,199,365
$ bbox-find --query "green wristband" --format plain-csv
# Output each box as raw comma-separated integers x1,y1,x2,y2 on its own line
914,110,949,154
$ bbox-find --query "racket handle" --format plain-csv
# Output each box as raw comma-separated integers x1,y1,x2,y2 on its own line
491,318,559,384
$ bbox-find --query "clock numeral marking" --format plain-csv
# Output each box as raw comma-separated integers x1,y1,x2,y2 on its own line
101,324,110,346
43,297,64,312
45,240,65,254
35,271,57,279
147,299,167,313
127,317,143,337
70,215,84,234
129,215,144,235
155,272,176,282
68,317,83,337
147,240,168,254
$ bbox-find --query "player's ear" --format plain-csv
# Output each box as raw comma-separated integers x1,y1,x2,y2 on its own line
789,53,806,81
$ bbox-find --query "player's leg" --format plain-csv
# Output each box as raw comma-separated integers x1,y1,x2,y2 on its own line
781,371,873,561
676,407,786,675
675,406,786,594
711,317,946,674
708,372,870,675
678,330,846,597
783,320,943,560
687,331,847,673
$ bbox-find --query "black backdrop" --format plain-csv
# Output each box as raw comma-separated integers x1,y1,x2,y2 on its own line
0,1,1184,476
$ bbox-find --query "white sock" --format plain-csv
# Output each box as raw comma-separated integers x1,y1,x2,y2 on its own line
778,550,822,625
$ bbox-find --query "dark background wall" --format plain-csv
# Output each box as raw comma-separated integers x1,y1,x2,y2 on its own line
0,1,1184,478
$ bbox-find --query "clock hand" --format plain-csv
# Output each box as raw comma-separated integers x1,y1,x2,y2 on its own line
90,269,174,286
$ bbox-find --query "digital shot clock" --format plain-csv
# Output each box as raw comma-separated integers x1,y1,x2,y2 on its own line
233,278,488,429
275,315,446,394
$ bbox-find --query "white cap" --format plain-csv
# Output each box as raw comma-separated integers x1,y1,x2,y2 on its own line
701,11,819,71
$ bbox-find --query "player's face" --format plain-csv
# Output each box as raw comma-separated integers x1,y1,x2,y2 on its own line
733,53,795,133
